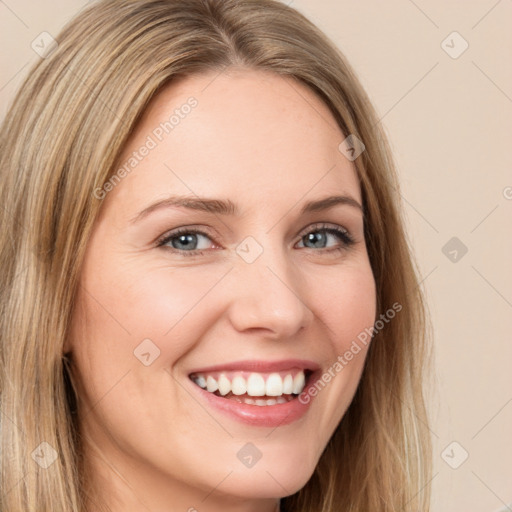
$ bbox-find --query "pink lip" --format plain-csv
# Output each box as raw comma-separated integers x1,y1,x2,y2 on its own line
188,358,320,375
188,366,322,428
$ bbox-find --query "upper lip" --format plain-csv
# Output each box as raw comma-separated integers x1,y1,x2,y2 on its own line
188,359,320,375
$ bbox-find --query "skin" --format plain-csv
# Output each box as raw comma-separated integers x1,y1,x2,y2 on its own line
66,67,377,512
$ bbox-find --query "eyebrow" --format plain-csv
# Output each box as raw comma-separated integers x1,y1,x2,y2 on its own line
129,194,363,224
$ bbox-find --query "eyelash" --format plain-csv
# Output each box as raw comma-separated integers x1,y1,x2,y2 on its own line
156,223,356,257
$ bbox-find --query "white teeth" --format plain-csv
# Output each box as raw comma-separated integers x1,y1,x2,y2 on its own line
247,373,266,396
292,372,305,394
217,374,231,396
206,375,218,393
192,370,308,398
283,374,293,394
239,396,292,406
265,373,283,396
195,375,207,388
231,375,247,395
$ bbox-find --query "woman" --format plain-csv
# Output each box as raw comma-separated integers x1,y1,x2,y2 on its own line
0,0,433,510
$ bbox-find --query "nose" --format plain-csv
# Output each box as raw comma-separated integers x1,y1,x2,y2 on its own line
225,240,314,339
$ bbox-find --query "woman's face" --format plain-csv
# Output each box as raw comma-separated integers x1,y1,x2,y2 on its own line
67,68,376,511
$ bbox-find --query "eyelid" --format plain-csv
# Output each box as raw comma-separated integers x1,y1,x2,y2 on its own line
155,224,218,248
297,222,350,237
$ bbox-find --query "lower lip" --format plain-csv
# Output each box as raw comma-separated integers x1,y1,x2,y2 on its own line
189,370,321,427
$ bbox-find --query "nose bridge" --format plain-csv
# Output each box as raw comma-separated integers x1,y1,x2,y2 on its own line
227,232,312,336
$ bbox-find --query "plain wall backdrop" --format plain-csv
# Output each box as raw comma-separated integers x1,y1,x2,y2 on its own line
1,1,511,510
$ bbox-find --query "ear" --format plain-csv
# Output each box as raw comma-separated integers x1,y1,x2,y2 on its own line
62,326,77,354
64,297,84,356
62,340,72,355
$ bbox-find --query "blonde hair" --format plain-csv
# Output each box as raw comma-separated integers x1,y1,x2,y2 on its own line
0,0,433,510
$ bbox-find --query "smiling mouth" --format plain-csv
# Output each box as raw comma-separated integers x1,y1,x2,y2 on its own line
189,369,313,406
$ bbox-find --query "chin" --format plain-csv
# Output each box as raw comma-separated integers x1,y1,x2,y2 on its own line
211,451,318,500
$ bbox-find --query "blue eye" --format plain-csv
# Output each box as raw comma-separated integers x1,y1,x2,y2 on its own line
158,229,213,254
296,226,354,251
156,223,355,257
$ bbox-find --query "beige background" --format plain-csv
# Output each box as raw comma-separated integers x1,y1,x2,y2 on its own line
1,1,511,510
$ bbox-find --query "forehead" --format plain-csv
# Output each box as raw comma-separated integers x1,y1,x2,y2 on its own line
101,68,361,219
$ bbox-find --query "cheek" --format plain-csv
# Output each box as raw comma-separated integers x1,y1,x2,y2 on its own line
71,258,226,369
117,264,228,346
313,260,377,350
299,261,375,435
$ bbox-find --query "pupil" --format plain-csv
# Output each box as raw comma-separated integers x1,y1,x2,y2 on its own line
307,232,325,248
175,234,196,250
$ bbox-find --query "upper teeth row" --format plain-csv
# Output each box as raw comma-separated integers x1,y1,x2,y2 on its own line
192,371,306,397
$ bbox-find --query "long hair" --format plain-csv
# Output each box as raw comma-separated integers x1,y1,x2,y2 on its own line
0,0,433,510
